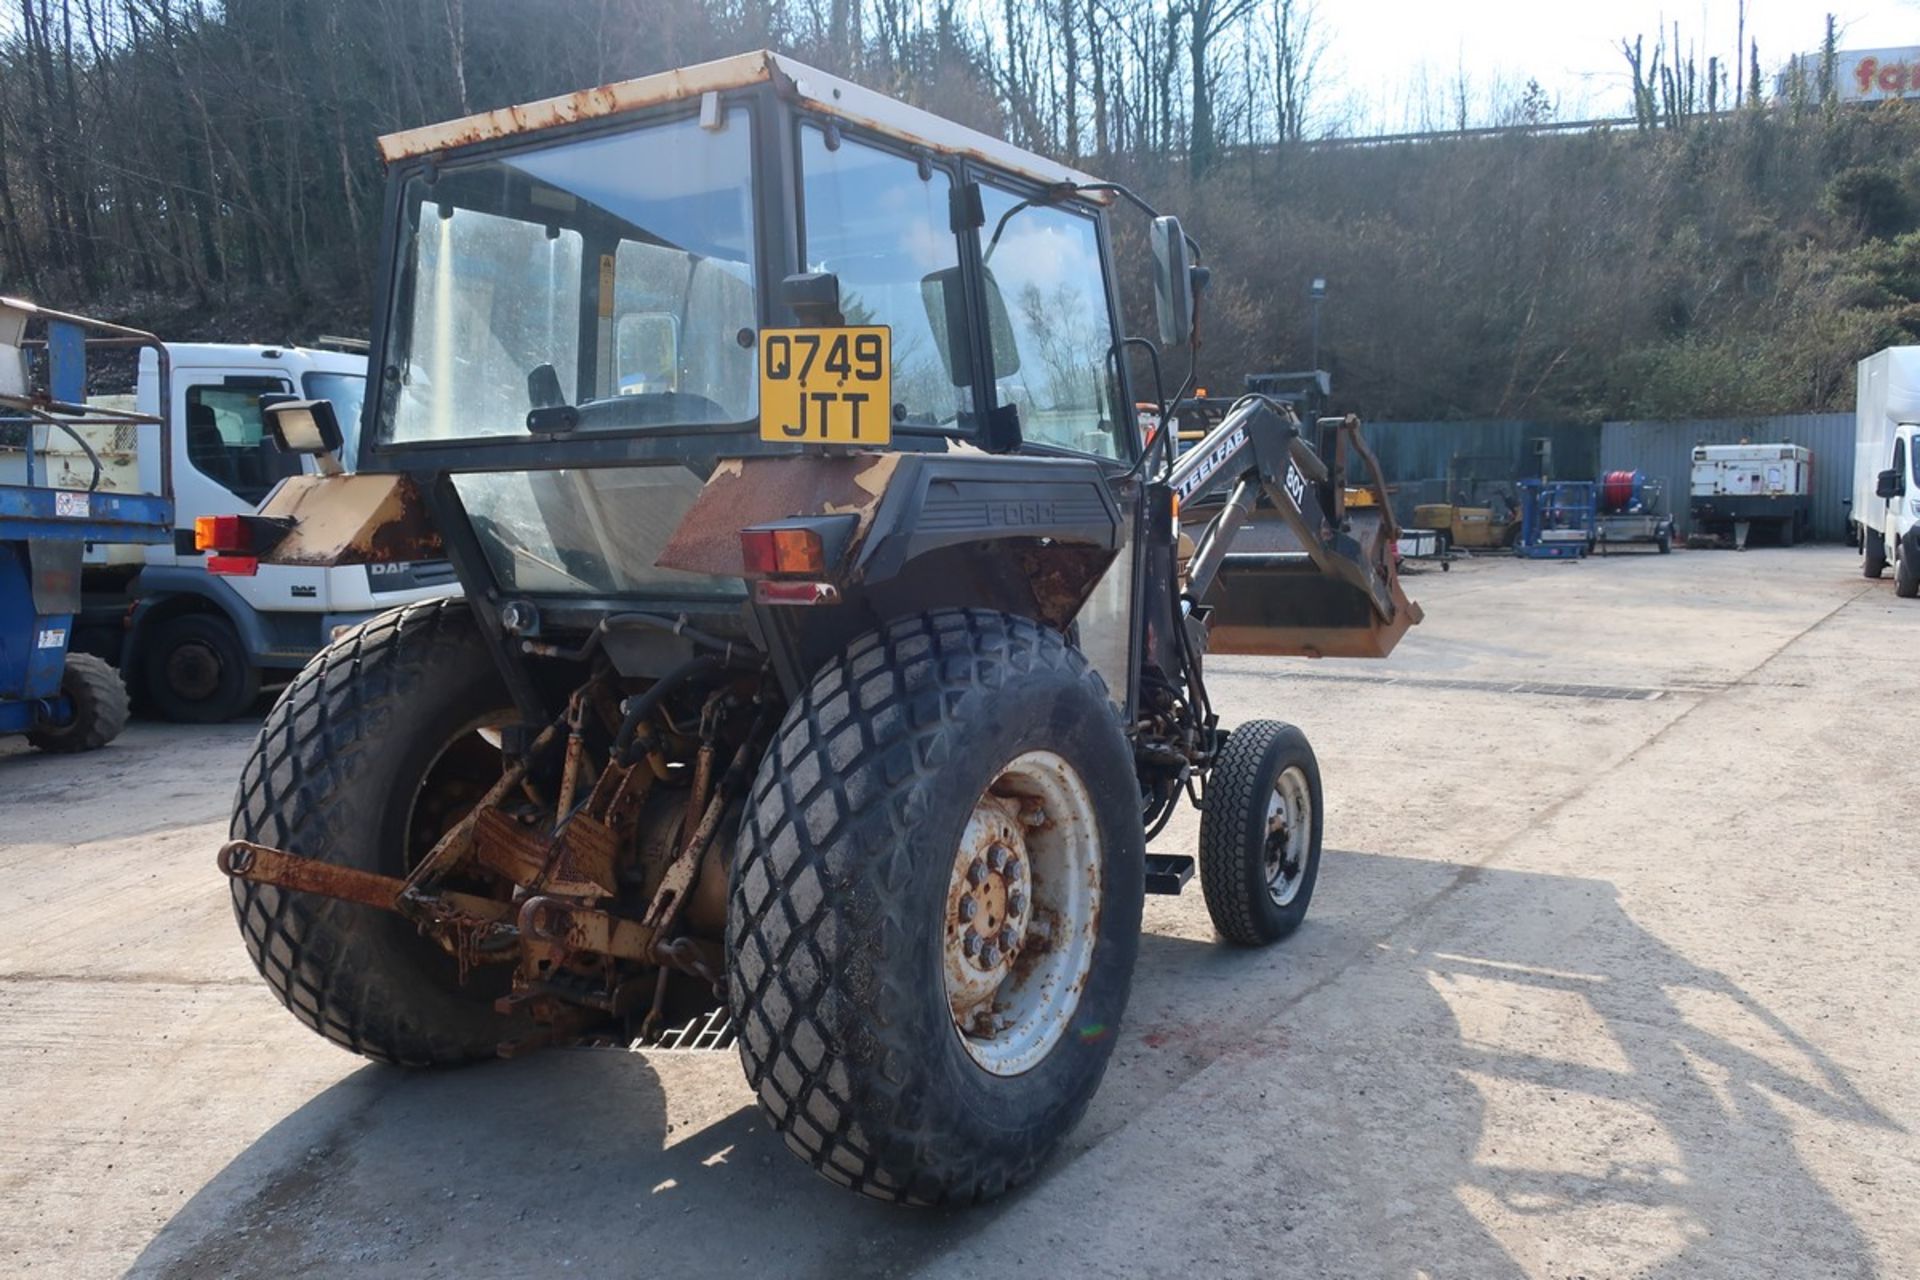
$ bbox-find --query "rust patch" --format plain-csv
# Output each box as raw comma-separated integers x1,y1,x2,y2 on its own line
378,53,779,162
656,452,900,577
255,472,443,566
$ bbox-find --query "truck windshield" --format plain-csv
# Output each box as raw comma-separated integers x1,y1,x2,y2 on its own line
382,109,758,443
302,371,365,456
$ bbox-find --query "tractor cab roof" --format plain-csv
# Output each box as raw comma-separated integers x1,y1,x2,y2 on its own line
376,49,1109,198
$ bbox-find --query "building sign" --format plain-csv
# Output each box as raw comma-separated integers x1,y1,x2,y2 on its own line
1840,48,1920,101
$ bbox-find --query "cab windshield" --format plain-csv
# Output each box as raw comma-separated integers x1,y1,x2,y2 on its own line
383,108,758,443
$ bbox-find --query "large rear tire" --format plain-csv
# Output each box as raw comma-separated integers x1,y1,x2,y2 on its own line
1198,720,1323,946
27,653,129,753
228,601,534,1065
728,610,1145,1204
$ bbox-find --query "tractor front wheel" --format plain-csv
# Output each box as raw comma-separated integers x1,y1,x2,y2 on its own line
1198,720,1324,946
728,610,1145,1204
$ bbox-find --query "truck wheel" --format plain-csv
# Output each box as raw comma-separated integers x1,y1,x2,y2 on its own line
145,613,261,722
1779,518,1796,548
1865,527,1887,578
1657,529,1672,554
1899,536,1920,598
729,610,1145,1204
27,653,130,753
228,601,535,1065
1198,720,1323,946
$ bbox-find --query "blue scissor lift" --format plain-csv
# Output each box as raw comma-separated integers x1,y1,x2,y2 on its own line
1516,479,1596,560
1,298,173,751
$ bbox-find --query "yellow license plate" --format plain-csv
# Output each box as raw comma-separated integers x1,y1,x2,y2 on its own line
758,326,891,445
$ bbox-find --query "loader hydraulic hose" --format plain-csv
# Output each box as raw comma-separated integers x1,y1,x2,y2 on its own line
613,653,726,765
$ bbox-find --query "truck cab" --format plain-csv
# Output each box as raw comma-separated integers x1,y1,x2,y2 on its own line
60,343,458,720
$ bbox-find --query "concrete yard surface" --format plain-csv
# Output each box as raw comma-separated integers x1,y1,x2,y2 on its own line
1,546,1914,1278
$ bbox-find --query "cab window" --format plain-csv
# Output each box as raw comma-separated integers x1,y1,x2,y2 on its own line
184,377,299,503
799,126,965,429
975,185,1124,458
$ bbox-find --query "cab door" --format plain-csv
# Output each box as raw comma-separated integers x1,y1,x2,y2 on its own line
166,368,331,610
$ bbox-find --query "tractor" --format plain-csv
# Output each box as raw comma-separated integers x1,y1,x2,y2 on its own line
212,51,1420,1204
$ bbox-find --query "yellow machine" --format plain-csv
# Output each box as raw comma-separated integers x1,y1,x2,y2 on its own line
1413,454,1521,550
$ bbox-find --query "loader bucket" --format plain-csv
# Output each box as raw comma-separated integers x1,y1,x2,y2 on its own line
1194,504,1422,659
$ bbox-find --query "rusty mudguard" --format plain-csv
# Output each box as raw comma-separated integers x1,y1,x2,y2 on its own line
658,450,1124,630
254,472,445,565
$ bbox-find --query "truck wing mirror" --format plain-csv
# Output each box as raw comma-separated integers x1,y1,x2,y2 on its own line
1150,216,1195,348
261,395,345,475
1877,467,1904,500
921,265,1020,386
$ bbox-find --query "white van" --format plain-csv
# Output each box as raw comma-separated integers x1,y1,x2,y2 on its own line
1853,347,1920,597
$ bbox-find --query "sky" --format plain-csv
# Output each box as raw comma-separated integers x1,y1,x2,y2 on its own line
1311,0,1920,131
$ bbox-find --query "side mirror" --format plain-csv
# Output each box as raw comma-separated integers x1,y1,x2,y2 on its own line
1878,468,1904,500
921,265,1020,386
261,396,344,475
781,271,843,326
1150,216,1194,348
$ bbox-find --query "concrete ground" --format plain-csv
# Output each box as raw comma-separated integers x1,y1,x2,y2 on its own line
2,546,1914,1278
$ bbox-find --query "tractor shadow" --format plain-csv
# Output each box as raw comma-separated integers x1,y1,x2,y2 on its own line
129,850,1897,1278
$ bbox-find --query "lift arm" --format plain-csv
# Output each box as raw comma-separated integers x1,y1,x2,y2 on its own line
1165,397,1415,644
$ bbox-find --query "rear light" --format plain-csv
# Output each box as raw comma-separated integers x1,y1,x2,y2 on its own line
740,526,828,577
194,514,249,553
206,555,259,577
753,580,840,606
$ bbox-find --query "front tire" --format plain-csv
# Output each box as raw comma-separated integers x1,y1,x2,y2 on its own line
1899,532,1920,598
228,601,535,1065
728,610,1145,1204
1198,720,1324,946
145,612,260,722
27,653,129,753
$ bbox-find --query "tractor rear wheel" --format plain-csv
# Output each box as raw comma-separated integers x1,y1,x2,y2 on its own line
728,610,1144,1204
1198,720,1323,946
27,653,129,753
228,601,535,1065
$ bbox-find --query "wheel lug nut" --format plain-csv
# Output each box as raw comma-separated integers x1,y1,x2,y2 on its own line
958,897,978,921
998,925,1018,951
987,845,1009,873
966,859,988,886
1020,803,1046,827
964,933,982,958
982,943,1002,967
1007,888,1026,915
1003,856,1022,882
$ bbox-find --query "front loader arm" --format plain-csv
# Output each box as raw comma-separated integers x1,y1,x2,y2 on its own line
1167,397,1420,659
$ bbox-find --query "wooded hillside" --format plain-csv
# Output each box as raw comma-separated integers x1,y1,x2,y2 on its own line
1,0,1913,420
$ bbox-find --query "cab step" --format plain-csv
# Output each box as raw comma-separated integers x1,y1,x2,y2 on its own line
1144,854,1195,895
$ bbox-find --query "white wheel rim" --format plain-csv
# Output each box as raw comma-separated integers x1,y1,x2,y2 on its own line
1264,765,1312,907
944,750,1102,1077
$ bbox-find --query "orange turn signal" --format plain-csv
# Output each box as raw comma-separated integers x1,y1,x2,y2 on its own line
194,514,249,553
740,527,828,577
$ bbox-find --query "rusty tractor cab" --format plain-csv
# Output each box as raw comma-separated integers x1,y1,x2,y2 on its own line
214,51,1419,1205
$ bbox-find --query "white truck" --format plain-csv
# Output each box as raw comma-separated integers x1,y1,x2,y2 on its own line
1688,443,1813,549
22,342,457,719
1854,347,1920,597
